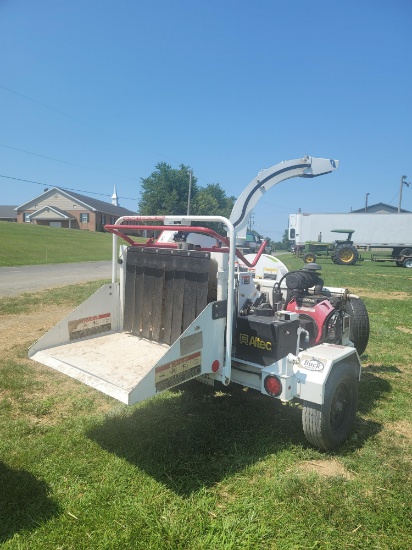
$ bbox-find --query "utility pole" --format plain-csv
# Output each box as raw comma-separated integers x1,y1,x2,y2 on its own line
365,193,370,213
187,170,193,215
398,175,410,213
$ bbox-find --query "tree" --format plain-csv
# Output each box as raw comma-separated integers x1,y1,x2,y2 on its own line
282,228,293,250
192,183,235,218
138,164,235,223
270,230,292,251
139,162,198,216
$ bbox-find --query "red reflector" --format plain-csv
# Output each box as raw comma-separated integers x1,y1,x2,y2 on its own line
264,375,282,397
212,360,220,372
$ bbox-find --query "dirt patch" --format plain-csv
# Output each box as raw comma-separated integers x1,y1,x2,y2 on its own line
297,459,353,480
396,326,412,335
0,304,113,421
0,305,73,359
377,421,412,460
350,288,410,300
388,420,412,442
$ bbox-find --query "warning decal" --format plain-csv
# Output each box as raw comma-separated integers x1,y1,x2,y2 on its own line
155,351,201,392
68,313,111,340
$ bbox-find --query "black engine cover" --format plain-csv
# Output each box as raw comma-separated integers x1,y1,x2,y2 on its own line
235,315,299,366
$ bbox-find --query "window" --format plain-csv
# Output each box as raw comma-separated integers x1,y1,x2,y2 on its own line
23,212,31,222
80,213,89,223
101,214,106,225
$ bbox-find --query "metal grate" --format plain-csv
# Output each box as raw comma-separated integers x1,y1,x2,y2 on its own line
124,247,210,345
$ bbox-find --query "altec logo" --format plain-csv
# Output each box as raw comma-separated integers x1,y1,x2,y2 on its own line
239,333,272,351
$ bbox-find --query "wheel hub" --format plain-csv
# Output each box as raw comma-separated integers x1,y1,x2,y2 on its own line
330,384,349,430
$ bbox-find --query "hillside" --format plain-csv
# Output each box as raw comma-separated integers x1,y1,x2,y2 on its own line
0,222,113,267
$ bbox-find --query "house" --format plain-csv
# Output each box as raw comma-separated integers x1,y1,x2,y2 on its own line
351,202,410,214
15,186,136,231
0,205,18,222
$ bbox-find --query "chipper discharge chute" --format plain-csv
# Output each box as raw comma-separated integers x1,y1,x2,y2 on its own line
29,156,369,450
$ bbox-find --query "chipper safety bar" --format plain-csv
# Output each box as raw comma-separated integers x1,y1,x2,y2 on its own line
29,157,366,450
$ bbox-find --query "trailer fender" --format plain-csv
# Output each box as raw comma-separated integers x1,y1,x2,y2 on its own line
293,344,361,405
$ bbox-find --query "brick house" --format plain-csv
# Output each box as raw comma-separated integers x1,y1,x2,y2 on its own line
15,186,136,231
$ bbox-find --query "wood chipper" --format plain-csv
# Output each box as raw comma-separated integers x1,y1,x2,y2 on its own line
29,157,370,451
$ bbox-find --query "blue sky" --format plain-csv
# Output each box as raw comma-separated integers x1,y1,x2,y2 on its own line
1,0,411,240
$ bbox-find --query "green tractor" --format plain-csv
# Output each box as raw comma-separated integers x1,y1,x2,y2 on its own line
301,229,360,266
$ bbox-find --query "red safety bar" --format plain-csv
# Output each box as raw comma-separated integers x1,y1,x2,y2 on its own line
104,224,268,268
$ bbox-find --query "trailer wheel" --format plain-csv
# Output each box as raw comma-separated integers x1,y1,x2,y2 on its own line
302,363,358,451
335,245,359,265
403,258,412,268
303,252,316,263
344,297,369,355
400,248,412,257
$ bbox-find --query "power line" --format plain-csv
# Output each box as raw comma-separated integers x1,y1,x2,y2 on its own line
0,143,139,182
0,84,223,188
387,191,399,205
0,174,138,202
0,84,136,146
0,83,181,166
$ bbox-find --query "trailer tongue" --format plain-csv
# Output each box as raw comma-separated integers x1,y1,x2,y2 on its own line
29,156,369,451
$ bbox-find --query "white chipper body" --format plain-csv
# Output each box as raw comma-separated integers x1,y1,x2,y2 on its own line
29,157,369,450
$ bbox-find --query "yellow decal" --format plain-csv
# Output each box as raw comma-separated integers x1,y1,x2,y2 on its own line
239,333,272,351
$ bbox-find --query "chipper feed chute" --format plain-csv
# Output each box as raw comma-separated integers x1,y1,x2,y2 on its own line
29,245,228,405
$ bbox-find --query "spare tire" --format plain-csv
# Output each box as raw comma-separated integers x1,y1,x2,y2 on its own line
335,245,359,265
344,297,369,355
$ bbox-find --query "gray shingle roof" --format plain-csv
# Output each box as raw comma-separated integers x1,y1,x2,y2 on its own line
351,202,410,213
16,187,137,217
0,205,18,219
66,189,137,216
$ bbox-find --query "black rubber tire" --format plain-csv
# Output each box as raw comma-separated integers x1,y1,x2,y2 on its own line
335,245,359,265
400,248,412,257
403,258,412,268
344,297,370,355
302,363,358,451
303,252,316,263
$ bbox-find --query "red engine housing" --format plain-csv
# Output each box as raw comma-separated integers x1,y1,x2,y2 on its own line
286,298,335,344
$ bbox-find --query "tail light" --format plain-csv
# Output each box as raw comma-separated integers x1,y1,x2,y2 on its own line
264,375,282,397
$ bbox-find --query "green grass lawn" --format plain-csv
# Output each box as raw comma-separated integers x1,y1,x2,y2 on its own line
0,255,411,549
0,222,114,266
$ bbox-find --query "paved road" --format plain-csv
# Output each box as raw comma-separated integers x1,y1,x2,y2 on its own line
0,261,112,297
0,252,289,297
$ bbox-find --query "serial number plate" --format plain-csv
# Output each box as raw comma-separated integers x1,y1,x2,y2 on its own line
155,351,201,392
